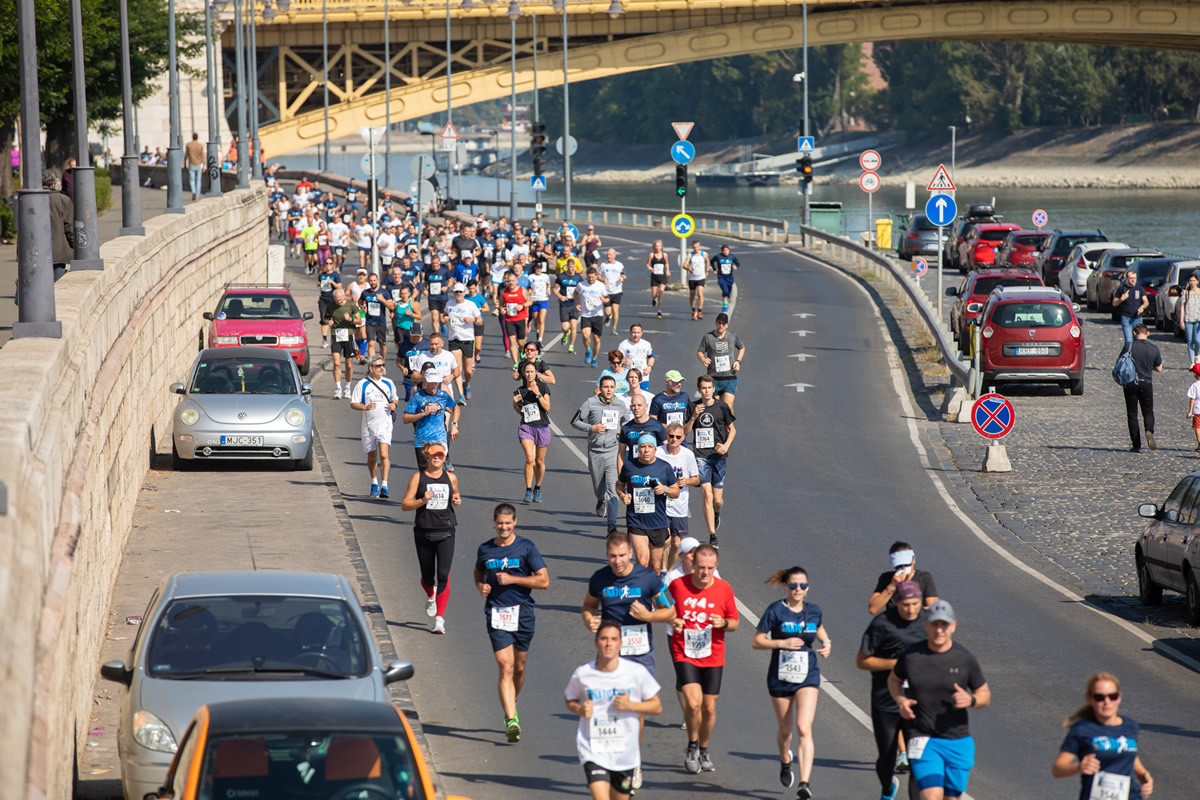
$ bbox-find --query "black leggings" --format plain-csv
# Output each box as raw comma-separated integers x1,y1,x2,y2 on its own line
871,702,919,798
413,529,455,590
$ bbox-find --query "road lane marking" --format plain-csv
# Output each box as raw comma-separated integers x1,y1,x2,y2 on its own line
784,383,814,392
787,353,817,362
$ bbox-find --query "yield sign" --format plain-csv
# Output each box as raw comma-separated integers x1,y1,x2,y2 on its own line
672,122,694,141
440,121,459,140
927,163,955,192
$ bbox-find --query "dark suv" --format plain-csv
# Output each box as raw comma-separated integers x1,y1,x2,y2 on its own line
1036,230,1108,286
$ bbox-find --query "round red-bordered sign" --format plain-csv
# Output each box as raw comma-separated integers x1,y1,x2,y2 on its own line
912,256,928,276
971,393,1015,439
859,171,880,193
860,149,881,171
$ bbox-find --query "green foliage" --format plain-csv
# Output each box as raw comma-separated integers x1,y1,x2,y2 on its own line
0,194,14,241
95,166,111,212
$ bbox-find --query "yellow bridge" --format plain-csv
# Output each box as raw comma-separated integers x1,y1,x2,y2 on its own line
246,0,1200,156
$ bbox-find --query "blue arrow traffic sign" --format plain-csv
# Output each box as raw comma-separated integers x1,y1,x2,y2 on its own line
671,213,695,238
925,193,958,227
671,140,696,165
530,175,547,191
566,223,579,240
797,136,815,152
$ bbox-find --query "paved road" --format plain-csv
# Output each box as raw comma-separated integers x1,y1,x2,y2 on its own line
303,228,1200,799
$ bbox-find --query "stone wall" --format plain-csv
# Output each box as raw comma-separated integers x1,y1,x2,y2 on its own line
0,187,268,800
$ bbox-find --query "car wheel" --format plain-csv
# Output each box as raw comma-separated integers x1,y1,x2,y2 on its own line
294,447,314,471
1087,294,1097,311
1186,568,1200,626
1136,551,1163,606
300,359,310,376
1069,375,1084,396
171,442,190,471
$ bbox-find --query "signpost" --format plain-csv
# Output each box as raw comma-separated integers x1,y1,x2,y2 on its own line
925,175,957,319
439,120,458,151
858,150,882,246
530,175,547,192
555,135,578,157
797,136,815,153
671,140,696,164
671,213,695,239
859,149,881,171
360,125,386,275
409,154,434,236
927,163,955,193
672,122,694,141
913,256,928,277
971,392,1015,472
1032,208,1048,229
672,122,695,261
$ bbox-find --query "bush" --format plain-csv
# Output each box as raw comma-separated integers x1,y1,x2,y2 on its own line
95,167,112,212
0,196,14,241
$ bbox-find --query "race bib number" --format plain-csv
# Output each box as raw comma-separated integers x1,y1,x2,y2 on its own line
408,354,424,372
652,264,665,275
429,282,442,295
564,285,576,299
631,355,647,370
367,301,381,317
601,409,621,429
1088,772,1131,800
491,605,520,632
666,411,684,427
720,262,732,275
695,427,714,450
633,486,655,515
391,289,402,301
714,355,731,373
683,626,712,660
382,256,393,266
589,715,626,755
426,483,450,510
521,403,541,423
777,650,809,684
318,235,328,245
620,624,650,656
906,736,929,761
334,328,350,342
506,303,520,317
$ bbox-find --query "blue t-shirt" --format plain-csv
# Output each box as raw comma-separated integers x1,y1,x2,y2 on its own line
401,264,422,290
756,600,822,693
475,535,547,609
404,388,456,446
617,457,677,531
588,565,664,641
1060,717,1142,800
360,287,388,327
453,262,479,286
425,266,451,301
399,339,429,383
712,254,739,278
466,292,488,312
650,391,693,428
597,368,631,396
619,418,667,461
318,271,342,296
556,272,581,304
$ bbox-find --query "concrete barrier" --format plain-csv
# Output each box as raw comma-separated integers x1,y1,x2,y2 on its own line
0,186,268,800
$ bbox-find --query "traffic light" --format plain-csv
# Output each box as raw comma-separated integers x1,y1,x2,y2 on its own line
675,165,687,197
797,154,813,184
530,121,546,173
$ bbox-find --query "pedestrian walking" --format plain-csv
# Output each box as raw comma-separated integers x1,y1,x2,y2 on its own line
514,362,552,504
1178,272,1200,363
44,170,74,281
572,376,633,535
1052,672,1154,800
696,313,746,412
1113,270,1150,344
400,442,461,634
349,357,399,499
1120,324,1162,452
184,133,205,200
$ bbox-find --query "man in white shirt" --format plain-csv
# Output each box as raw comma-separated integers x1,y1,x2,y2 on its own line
328,217,351,268
444,284,480,402
354,219,375,271
576,267,610,368
618,323,655,392
376,224,397,269
600,249,627,332
417,332,461,399
350,357,399,499
655,423,700,571
684,240,710,321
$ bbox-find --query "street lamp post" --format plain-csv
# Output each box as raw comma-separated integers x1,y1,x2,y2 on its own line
801,0,810,230
949,125,957,182
204,0,224,197
445,0,454,202
508,3,519,222
233,0,249,187
118,0,145,235
165,0,186,212
249,0,262,179
384,0,391,188
69,0,103,268
556,0,571,221
322,0,330,171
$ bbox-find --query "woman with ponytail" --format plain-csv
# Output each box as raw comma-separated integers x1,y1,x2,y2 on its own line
1052,672,1153,799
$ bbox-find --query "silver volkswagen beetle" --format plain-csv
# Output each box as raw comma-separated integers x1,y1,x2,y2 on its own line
171,345,314,470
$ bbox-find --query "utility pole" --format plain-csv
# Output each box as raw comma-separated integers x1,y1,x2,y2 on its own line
118,0,145,235
559,0,571,221
165,0,185,213
69,0,103,268
801,0,811,230
204,0,223,197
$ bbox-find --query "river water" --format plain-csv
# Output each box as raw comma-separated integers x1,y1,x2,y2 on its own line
283,153,1198,256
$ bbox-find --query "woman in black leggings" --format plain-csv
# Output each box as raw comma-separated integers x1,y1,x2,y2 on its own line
401,441,461,634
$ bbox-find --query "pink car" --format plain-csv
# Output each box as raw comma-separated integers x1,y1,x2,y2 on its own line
203,287,313,375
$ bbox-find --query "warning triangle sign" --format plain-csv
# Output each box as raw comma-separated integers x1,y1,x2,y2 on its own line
927,164,955,192
440,121,459,140
672,122,694,141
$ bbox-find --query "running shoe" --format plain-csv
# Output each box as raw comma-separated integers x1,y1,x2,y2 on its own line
433,615,445,634
425,595,436,617
370,484,379,498
882,776,900,800
691,310,697,320
714,511,721,531
894,750,910,774
524,488,534,504
723,300,729,312
709,533,719,549
699,749,715,772
533,488,543,503
512,362,519,370
780,760,795,788
379,485,389,499
596,498,606,518
562,333,569,345
505,716,521,743
1147,431,1157,450
657,310,663,319
322,337,329,349
796,781,813,799
585,348,593,363
464,386,472,400
333,386,342,399
591,358,600,368
697,310,703,319
568,346,575,354
632,765,643,790
684,743,701,774
458,394,468,406
607,525,619,536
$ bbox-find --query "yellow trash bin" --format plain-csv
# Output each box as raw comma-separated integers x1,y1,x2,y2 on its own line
875,218,894,250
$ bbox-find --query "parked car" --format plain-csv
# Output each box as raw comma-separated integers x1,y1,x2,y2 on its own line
1135,475,1200,624
1056,241,1129,301
945,204,999,272
947,268,1045,350
1036,229,1108,286
896,213,942,260
1087,248,1166,314
959,223,1023,270
170,346,313,470
1154,259,1200,333
152,698,468,800
205,285,313,375
100,571,415,800
978,286,1085,395
997,230,1052,269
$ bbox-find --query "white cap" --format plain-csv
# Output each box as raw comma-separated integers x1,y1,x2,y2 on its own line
424,370,444,383
678,537,702,555
452,283,467,292
890,549,915,569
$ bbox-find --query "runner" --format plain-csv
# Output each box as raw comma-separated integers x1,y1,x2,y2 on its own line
349,357,399,499
572,376,633,536
315,220,332,268
500,270,533,367
597,350,633,405
395,323,427,402
317,257,343,349
389,282,421,354
619,394,667,466
474,503,550,742
618,323,655,391
751,566,832,796
400,442,461,634
1053,672,1154,800
868,542,941,615
655,422,700,571
354,215,374,271
527,258,552,344
565,619,663,800
697,312,746,412
513,362,552,504
327,288,360,399
646,240,670,319
359,272,393,361
600,249,627,332
512,340,556,385
465,279,489,363
425,252,452,337
655,537,719,727
445,284,480,403
416,332,460,400
858,580,928,800
376,223,397,271
684,240,710,320
555,257,585,353
300,214,320,274
650,370,695,433
617,435,679,571
328,214,350,268
888,601,991,800
401,365,460,470
668,544,738,774
711,244,739,313
692,375,736,548
576,267,610,368
581,224,603,267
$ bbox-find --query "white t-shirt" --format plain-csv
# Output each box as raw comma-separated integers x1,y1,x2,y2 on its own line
354,223,374,249
445,298,477,342
654,445,698,518
376,232,396,260
601,261,626,294
565,658,661,771
686,251,708,281
577,281,607,317
351,377,398,439
1189,381,1200,415
418,350,459,389
350,280,369,302
328,221,350,248
619,339,654,377
490,259,509,283
528,273,551,302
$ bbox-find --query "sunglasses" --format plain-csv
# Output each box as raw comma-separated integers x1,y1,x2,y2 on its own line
787,582,809,590
1091,692,1120,702
667,434,684,440
369,363,385,368
428,452,446,458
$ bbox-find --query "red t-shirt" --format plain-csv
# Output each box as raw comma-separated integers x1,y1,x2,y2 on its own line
501,288,529,322
668,575,738,668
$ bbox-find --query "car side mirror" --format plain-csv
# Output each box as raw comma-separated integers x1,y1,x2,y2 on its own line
301,382,313,396
966,303,982,313
384,659,414,684
202,312,214,321
100,659,132,687
945,287,957,297
170,382,186,395
1138,503,1158,519
303,311,314,320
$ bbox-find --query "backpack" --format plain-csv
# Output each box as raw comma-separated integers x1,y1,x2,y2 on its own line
1113,346,1138,386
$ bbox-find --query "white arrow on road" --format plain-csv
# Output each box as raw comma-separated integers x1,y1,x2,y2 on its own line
793,312,816,318
785,383,815,392
791,330,813,337
787,353,816,362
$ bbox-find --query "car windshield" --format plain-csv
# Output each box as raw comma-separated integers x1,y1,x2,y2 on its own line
1055,235,1106,254
1136,262,1171,285
1177,267,1200,286
1113,255,1157,272
978,230,1011,243
973,276,1042,296
218,294,300,320
190,357,297,395
146,595,368,678
991,302,1070,328
196,732,426,799
1014,234,1045,247
911,216,937,231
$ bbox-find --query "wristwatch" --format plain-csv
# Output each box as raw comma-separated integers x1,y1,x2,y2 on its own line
969,694,977,707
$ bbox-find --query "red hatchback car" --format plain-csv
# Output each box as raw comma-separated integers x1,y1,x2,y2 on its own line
960,223,1023,270
997,230,1051,269
203,286,313,374
978,286,1085,395
947,268,1045,350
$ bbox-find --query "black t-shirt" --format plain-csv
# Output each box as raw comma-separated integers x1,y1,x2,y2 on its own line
1123,339,1161,381
872,568,939,610
1112,284,1145,318
515,381,551,427
859,608,928,711
452,235,480,257
892,642,986,739
619,418,668,461
692,399,735,459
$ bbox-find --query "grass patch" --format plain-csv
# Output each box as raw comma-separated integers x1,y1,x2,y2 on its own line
96,167,112,212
